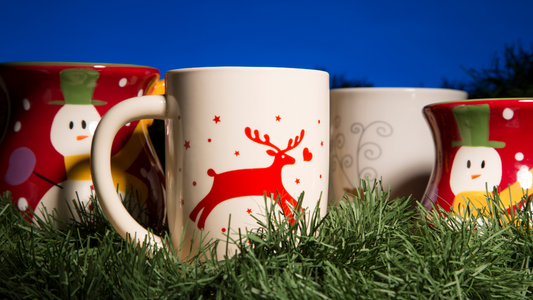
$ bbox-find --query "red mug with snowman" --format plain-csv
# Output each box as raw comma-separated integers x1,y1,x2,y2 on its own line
0,62,166,225
422,98,533,215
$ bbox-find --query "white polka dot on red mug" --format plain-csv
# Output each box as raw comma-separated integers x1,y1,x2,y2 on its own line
422,98,533,216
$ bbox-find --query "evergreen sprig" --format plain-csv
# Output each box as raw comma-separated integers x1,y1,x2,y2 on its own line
1,180,533,299
442,40,533,98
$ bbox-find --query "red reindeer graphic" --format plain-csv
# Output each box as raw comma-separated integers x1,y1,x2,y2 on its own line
189,127,305,229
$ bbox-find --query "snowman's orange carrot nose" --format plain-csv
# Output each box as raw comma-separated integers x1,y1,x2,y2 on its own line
77,135,89,141
471,174,481,180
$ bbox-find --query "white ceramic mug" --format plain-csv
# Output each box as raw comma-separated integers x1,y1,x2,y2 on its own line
91,67,330,258
329,88,467,202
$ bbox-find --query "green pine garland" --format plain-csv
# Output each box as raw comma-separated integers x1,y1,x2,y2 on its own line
1,180,533,299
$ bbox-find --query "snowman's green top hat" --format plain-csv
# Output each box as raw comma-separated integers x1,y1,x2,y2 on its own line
49,69,107,106
451,104,505,148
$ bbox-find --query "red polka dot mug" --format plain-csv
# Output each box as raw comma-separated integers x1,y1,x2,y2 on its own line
91,67,330,259
0,62,166,225
422,98,533,215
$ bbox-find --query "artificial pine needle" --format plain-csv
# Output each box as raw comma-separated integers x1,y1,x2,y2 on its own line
1,179,533,299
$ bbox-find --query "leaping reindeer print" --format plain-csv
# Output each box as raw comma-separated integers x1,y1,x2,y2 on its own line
189,127,305,229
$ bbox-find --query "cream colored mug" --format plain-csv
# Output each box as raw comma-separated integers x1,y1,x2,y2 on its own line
91,67,330,258
329,88,467,202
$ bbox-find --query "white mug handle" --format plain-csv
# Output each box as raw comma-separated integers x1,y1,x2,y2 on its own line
91,94,167,247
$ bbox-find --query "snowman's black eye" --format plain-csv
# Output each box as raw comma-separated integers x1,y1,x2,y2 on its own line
481,160,485,169
69,121,74,129
81,120,86,129
467,160,471,168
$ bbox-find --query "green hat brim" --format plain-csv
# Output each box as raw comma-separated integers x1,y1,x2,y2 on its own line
48,100,107,106
451,104,506,149
451,140,506,148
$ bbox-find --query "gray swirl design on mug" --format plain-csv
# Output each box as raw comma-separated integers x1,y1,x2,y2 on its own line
333,115,341,129
353,121,393,181
331,133,354,174
359,167,377,182
335,132,345,149
360,142,382,160
331,117,393,189
331,117,353,184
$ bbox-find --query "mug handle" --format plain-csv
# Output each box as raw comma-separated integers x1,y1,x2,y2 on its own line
91,94,167,247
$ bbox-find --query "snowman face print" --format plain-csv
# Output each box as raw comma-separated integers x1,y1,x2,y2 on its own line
422,99,533,214
450,146,503,195
50,104,101,157
447,103,506,212
48,68,105,157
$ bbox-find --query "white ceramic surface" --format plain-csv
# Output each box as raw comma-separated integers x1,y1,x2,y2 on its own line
91,67,330,259
329,88,467,202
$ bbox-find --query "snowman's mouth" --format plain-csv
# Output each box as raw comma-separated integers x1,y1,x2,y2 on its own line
471,174,481,180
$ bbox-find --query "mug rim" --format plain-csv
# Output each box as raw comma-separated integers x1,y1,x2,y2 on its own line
424,97,533,108
165,66,329,75
0,61,157,69
330,87,466,92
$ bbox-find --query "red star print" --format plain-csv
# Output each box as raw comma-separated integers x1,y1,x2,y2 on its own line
213,115,221,124
321,141,324,147
246,208,252,214
180,199,184,206
275,115,281,122
295,178,300,184
234,151,240,156
184,140,190,150
318,120,321,124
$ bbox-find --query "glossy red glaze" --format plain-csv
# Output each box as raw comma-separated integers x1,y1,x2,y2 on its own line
0,62,165,223
422,98,533,213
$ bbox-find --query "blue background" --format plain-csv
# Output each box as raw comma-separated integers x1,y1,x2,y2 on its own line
1,0,532,87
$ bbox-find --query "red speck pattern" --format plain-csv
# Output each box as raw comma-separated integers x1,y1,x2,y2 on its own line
188,127,306,229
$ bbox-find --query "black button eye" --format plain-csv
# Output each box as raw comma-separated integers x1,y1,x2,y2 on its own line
481,160,485,169
467,160,471,168
81,120,86,129
69,121,74,129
